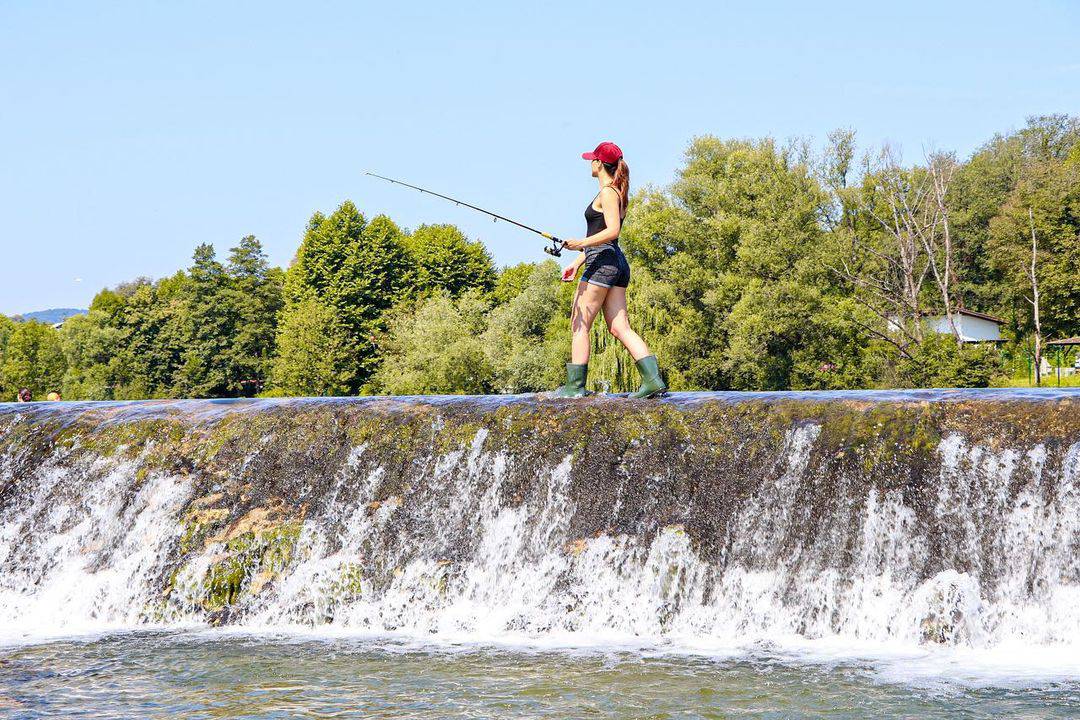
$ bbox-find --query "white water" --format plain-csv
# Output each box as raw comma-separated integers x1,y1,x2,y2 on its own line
2,400,1079,690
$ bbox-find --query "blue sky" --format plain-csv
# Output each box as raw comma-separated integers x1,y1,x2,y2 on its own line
1,0,1078,315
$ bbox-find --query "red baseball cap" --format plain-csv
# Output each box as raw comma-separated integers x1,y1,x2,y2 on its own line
582,141,623,164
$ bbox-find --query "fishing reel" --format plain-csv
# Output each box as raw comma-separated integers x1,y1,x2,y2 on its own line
543,238,564,257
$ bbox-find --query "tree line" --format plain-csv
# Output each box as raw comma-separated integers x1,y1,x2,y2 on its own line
1,116,1077,400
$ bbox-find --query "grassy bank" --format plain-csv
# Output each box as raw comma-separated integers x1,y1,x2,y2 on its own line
995,372,1080,388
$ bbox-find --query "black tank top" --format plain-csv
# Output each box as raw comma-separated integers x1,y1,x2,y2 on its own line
584,187,623,245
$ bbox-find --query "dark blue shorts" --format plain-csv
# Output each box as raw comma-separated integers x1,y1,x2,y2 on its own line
581,245,631,288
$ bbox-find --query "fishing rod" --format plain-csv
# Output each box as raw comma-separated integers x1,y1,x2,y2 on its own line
365,172,565,257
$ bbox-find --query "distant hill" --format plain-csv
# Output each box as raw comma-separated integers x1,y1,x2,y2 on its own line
10,308,86,325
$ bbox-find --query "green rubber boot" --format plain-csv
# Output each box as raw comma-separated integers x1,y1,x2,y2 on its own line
630,355,667,399
553,363,589,398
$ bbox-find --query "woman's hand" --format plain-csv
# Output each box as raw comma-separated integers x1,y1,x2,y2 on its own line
563,238,585,251
561,263,579,282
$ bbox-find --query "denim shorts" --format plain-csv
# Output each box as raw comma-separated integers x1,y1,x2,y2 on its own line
581,244,630,288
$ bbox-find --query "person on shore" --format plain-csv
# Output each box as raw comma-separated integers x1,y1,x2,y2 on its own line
46,391,61,401
16,388,31,403
553,142,666,399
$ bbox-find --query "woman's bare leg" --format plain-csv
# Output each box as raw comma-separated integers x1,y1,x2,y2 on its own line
571,282,608,364
602,286,651,360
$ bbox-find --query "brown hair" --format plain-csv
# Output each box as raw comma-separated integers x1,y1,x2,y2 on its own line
602,158,630,215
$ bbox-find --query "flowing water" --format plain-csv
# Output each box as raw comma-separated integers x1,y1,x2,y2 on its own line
4,631,1080,718
1,390,1078,717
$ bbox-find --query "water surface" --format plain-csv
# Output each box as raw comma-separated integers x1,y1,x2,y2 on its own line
1,632,1078,719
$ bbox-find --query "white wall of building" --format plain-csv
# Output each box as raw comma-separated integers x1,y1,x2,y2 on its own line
926,314,1002,342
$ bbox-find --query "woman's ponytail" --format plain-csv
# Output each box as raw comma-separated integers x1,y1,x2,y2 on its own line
603,158,630,215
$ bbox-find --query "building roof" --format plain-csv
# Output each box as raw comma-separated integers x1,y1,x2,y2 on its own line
955,308,1006,324
1047,336,1080,346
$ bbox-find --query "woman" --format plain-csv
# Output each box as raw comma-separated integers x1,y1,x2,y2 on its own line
553,141,666,399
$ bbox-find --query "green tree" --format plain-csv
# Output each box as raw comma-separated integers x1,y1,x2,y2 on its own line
60,313,120,399
120,274,191,398
720,280,820,390
788,298,885,390
223,236,283,395
0,314,15,364
483,262,564,392
61,237,284,400
176,244,231,397
271,296,355,396
0,321,67,399
892,333,1002,388
951,115,1080,326
281,203,413,389
406,224,497,298
491,262,538,305
988,148,1080,341
60,289,124,400
371,291,493,395
621,136,832,390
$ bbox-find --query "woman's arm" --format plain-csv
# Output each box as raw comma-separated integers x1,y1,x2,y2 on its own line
561,252,585,282
563,187,622,250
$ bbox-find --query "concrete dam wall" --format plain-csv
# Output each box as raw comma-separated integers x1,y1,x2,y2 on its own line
1,390,1077,654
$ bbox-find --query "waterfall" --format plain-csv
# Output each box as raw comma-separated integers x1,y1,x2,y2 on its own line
1,390,1078,657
